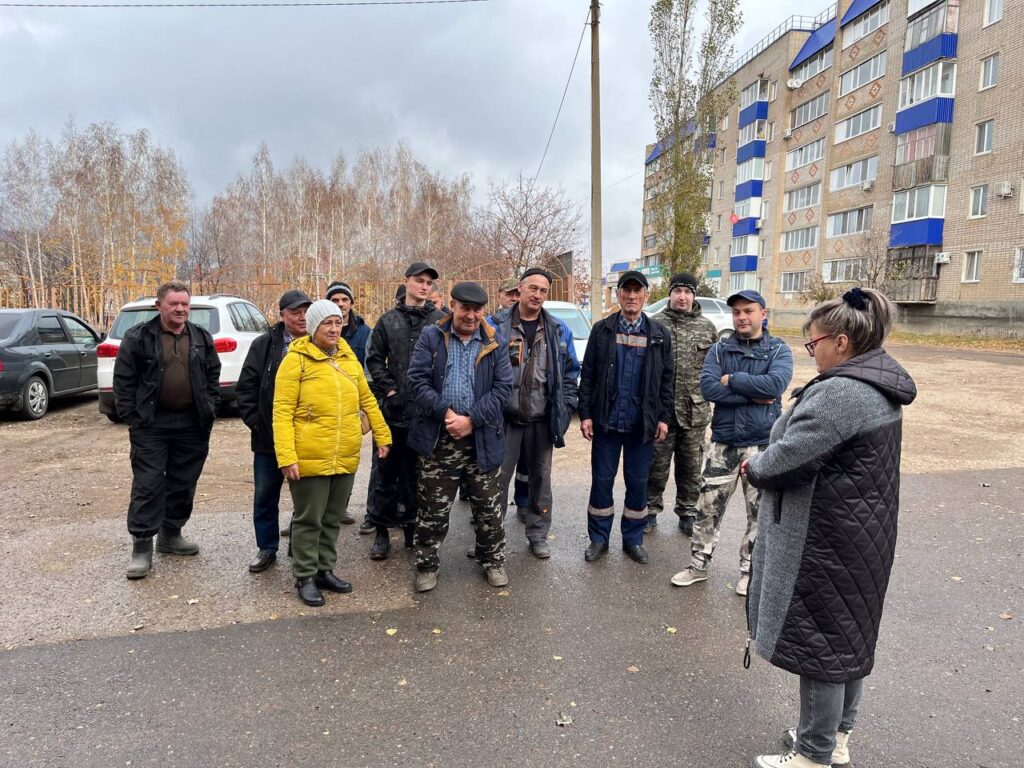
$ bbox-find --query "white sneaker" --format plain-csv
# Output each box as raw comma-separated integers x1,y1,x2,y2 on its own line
753,750,829,768
736,573,750,596
783,728,850,766
485,566,508,588
670,566,708,587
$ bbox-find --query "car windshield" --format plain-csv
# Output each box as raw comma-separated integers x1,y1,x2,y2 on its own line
546,308,590,339
108,307,217,339
0,313,24,341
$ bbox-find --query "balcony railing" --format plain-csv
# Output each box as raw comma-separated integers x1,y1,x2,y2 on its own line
887,277,938,302
892,155,950,190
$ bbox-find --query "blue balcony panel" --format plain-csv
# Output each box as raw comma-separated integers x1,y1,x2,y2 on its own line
732,217,760,237
702,234,712,246
841,0,884,26
730,255,758,272
735,180,763,202
902,34,958,76
889,218,944,247
894,97,954,134
738,101,769,128
736,140,767,164
790,17,837,70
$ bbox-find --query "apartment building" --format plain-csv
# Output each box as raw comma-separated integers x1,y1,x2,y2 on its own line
641,0,1024,335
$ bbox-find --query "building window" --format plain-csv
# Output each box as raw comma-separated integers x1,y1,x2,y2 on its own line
790,92,830,129
644,209,655,225
738,119,768,146
736,157,765,184
719,180,724,199
830,156,879,190
844,0,890,49
732,235,757,255
822,258,868,283
767,121,776,142
644,234,657,249
835,104,882,143
780,271,810,293
963,250,982,282
784,182,822,213
839,51,888,96
721,113,730,131
713,246,721,264
769,81,778,102
975,120,994,154
729,271,758,293
759,238,767,257
781,226,818,252
898,61,956,110
792,47,834,83
785,138,825,171
980,53,999,90
734,198,755,219
892,185,946,223
984,0,1002,26
895,125,939,165
765,160,772,182
827,206,874,238
762,199,770,220
1013,247,1024,283
716,214,722,231
740,79,771,108
905,1,958,52
969,185,988,218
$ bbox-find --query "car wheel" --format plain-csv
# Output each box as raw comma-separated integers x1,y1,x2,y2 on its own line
105,412,124,424
20,376,49,420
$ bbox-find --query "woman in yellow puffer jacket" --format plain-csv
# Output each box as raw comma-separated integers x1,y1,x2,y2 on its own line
274,299,391,607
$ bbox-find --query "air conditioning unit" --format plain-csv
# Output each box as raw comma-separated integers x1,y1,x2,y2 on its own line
934,252,951,264
996,180,1014,198
786,78,803,90
755,218,765,229
888,121,897,133
783,129,793,140
861,180,874,192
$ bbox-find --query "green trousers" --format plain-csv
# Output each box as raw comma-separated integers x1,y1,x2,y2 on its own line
288,473,355,579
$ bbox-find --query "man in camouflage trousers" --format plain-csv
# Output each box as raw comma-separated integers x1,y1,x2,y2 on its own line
645,273,718,537
406,281,513,593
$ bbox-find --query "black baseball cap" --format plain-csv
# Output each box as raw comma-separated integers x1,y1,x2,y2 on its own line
450,281,489,306
727,289,766,308
404,261,439,279
279,289,313,311
616,270,649,289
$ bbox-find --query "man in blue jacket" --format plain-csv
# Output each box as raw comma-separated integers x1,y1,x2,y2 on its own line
671,289,793,596
407,281,513,593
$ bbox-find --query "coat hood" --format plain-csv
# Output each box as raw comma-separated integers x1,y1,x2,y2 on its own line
818,347,917,406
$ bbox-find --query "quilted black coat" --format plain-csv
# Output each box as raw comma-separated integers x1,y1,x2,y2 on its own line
744,348,917,682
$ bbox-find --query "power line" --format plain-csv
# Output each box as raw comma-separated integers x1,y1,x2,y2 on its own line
533,7,589,182
0,0,490,7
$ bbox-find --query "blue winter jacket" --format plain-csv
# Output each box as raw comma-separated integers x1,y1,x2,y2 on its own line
406,316,514,473
700,331,793,447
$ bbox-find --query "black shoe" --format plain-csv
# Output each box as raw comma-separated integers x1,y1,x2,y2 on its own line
296,577,325,606
623,544,650,564
339,512,356,525
126,536,153,580
315,570,353,593
370,529,391,560
678,517,694,537
358,519,375,535
280,522,291,538
584,541,609,562
403,525,416,549
529,540,551,559
248,549,277,573
643,515,658,534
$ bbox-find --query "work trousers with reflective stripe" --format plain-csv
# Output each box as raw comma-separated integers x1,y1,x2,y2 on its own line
586,429,653,547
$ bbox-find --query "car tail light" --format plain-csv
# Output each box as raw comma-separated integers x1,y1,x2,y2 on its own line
214,337,238,354
97,343,119,358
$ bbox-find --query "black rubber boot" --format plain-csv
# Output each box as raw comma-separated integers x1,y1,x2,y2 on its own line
127,537,153,580
403,525,416,549
370,527,391,560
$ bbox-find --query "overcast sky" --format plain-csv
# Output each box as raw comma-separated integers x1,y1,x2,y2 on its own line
0,0,796,270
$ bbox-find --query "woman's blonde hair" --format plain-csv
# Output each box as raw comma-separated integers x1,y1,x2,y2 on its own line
802,287,896,355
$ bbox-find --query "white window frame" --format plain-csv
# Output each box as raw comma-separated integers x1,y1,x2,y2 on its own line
785,138,825,171
1012,246,1024,283
975,120,994,155
905,1,955,52
892,185,947,224
980,53,999,90
738,119,768,147
895,125,939,165
740,79,771,109
969,185,988,219
721,113,730,131
790,92,830,130
732,235,757,255
898,61,956,111
784,182,822,213
728,271,758,293
792,47,834,83
780,271,810,293
736,157,765,184
781,226,819,252
827,206,874,238
767,121,776,142
835,104,882,143
643,234,657,249
839,51,888,96
822,258,868,283
830,156,879,190
963,250,982,282
984,0,1003,26
844,0,890,49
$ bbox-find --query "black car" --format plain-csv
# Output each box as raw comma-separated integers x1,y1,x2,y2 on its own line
0,308,104,419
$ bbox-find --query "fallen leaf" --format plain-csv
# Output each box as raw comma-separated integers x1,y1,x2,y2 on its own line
553,655,563,661
665,626,678,634
167,595,179,600
950,576,962,582
385,628,398,636
497,590,510,597
986,626,995,631
555,713,574,727
626,665,640,673
999,611,1013,620
186,598,199,605
398,679,408,686
431,628,442,635
980,483,991,488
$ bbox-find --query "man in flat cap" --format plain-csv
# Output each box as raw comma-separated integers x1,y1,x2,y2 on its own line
236,289,313,573
363,262,445,557
578,269,673,565
406,281,513,592
671,289,792,596
326,280,371,368
490,267,579,558
645,273,719,538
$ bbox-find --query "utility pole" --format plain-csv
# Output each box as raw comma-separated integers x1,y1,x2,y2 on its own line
589,0,602,324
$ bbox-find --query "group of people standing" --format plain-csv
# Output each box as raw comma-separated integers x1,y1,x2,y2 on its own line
112,266,916,768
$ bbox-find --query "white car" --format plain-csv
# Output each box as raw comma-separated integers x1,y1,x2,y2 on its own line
644,296,734,339
543,300,591,367
97,293,270,422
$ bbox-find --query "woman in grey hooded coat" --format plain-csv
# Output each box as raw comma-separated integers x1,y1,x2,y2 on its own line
741,287,917,768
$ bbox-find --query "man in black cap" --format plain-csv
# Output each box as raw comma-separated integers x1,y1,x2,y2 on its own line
578,270,673,565
671,288,792,596
236,289,313,573
363,261,444,558
326,280,371,367
406,281,513,592
645,273,719,537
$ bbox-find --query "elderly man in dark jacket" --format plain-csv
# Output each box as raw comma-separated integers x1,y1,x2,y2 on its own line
578,270,673,565
407,282,513,593
671,289,793,595
490,267,579,558
114,281,221,580
236,289,312,573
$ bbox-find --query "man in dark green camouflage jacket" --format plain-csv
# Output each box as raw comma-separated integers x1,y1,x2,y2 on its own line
645,273,719,536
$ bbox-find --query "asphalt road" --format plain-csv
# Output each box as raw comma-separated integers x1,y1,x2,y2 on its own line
2,465,1021,768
